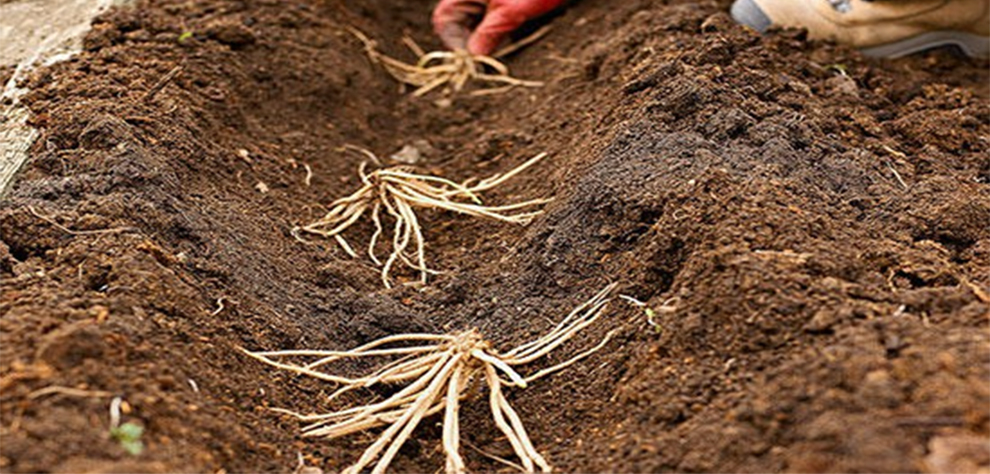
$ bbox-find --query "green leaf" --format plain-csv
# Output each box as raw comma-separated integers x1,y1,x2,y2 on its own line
111,422,144,441
178,31,194,43
120,439,145,456
111,422,145,455
644,307,662,333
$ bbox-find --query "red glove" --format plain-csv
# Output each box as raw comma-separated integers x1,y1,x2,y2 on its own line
432,0,565,56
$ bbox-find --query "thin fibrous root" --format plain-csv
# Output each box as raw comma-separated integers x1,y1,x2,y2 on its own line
299,147,549,288
244,283,618,474
348,27,544,97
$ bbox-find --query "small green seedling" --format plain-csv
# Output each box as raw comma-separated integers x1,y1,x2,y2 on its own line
178,31,194,43
619,294,667,334
110,422,145,456
645,307,662,333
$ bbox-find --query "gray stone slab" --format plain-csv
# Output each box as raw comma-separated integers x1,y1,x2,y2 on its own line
1,0,130,198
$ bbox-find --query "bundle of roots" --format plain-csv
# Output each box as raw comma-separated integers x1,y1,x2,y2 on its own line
296,147,549,287
349,27,546,97
244,283,617,474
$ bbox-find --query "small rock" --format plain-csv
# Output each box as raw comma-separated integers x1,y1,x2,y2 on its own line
390,140,435,165
255,182,269,193
237,148,251,163
390,145,422,165
825,74,860,100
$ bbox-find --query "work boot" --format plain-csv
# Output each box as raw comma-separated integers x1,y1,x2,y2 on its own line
731,0,990,58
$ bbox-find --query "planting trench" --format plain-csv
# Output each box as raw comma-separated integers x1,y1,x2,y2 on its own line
1,0,989,472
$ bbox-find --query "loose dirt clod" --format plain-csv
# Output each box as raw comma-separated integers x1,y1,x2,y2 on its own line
244,283,618,474
349,28,544,97
296,147,549,287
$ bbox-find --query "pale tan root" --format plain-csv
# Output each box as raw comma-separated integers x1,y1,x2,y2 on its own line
247,284,618,474
347,27,544,97
300,148,549,287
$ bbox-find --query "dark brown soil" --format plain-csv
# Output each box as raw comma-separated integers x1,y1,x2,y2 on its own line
2,0,988,472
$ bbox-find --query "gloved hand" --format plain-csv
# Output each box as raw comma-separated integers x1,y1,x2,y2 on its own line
432,0,565,55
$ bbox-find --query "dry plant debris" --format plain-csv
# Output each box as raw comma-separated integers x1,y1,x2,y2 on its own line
244,283,618,474
296,147,549,288
348,27,547,97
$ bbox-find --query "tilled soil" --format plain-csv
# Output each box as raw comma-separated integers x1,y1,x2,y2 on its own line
1,0,988,472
